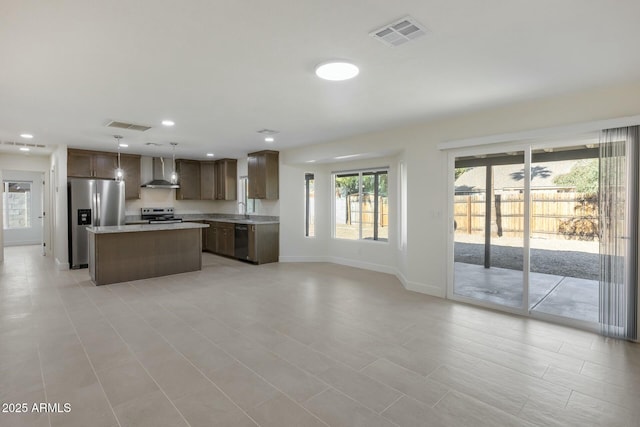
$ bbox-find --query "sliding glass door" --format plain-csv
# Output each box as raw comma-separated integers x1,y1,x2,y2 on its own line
527,145,600,324
450,129,638,337
453,151,528,312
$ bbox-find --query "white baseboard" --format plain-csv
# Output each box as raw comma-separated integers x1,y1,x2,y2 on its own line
55,258,69,271
395,270,445,298
279,256,330,263
4,241,41,246
279,255,445,298
326,256,397,276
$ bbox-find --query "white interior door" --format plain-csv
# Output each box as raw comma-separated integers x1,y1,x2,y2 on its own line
2,171,44,246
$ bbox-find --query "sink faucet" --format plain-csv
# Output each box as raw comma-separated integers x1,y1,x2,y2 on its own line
238,202,249,218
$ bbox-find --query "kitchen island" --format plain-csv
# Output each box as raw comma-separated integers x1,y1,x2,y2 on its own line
86,222,209,285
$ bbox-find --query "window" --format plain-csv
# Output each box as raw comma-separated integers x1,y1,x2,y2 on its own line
239,176,254,214
3,181,32,229
334,169,388,241
305,173,315,237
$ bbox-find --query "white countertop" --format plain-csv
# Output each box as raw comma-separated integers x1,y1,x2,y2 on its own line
87,222,209,234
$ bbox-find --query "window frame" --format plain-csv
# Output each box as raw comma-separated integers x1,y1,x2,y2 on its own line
3,180,33,230
332,167,389,242
305,173,315,237
239,176,255,214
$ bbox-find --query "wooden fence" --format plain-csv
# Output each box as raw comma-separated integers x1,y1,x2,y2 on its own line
343,194,389,227
454,192,598,240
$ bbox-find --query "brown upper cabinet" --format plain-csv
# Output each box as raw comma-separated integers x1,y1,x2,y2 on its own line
119,154,141,200
200,158,237,200
68,149,117,179
200,161,215,200
214,159,237,201
175,159,201,200
248,150,279,200
67,149,141,199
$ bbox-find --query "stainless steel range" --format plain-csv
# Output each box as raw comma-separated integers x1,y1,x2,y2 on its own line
141,207,183,224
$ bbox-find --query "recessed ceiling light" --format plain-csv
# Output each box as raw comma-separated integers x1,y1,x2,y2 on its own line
315,61,359,81
306,160,316,163
206,153,214,157
20,133,34,139
161,120,175,127
265,137,275,143
19,147,30,152
119,143,128,148
334,154,360,160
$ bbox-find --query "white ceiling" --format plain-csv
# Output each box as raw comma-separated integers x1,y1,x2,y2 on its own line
1,0,639,160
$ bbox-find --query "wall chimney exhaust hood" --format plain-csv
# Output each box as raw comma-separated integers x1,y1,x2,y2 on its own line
141,157,180,189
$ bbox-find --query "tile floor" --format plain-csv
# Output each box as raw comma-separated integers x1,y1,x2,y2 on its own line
1,245,639,427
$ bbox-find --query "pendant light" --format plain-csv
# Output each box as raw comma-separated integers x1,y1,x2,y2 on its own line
170,142,178,184
114,135,124,181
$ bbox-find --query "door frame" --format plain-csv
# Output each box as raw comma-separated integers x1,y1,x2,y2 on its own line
2,171,44,245
443,116,640,337
447,137,610,331
0,168,51,257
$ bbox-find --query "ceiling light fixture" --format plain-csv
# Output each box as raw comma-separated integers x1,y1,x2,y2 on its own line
19,147,30,152
264,137,274,143
161,120,175,127
315,61,359,81
119,143,128,148
20,134,34,139
206,153,214,157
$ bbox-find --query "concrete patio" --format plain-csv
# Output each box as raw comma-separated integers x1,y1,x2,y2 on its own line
454,262,599,323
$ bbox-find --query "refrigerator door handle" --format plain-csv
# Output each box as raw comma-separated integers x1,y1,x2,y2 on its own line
93,193,101,226
96,193,101,226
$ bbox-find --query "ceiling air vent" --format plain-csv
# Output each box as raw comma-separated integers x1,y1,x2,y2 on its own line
370,16,429,47
106,120,152,132
2,141,46,148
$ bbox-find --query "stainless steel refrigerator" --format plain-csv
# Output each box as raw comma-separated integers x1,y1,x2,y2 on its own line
68,178,125,269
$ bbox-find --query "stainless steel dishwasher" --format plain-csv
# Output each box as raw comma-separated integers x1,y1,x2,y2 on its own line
234,224,249,260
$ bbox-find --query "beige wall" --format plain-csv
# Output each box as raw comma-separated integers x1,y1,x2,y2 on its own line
279,79,640,297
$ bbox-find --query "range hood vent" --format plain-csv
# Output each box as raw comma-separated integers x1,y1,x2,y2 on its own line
141,157,180,189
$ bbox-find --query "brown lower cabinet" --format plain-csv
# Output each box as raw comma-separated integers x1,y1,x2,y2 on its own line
204,221,234,257
202,220,278,264
248,223,279,264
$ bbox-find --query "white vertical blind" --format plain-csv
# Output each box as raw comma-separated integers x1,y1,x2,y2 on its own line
599,126,638,340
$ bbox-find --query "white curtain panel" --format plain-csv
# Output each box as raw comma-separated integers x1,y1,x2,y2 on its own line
599,126,638,340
